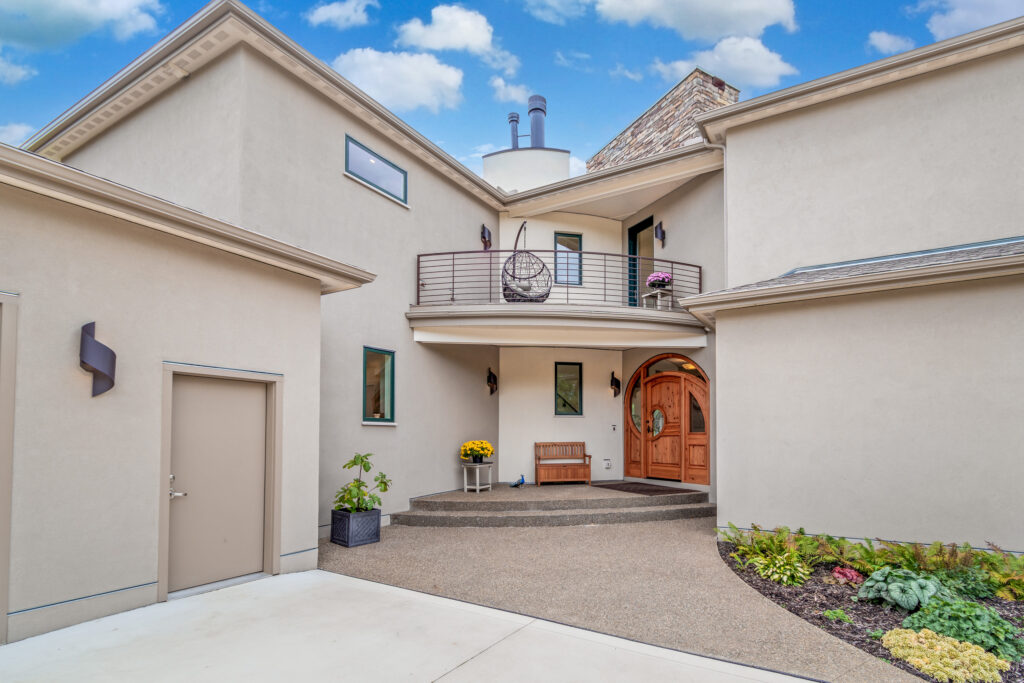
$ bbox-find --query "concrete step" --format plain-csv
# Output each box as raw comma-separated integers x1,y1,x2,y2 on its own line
390,502,717,527
410,490,708,512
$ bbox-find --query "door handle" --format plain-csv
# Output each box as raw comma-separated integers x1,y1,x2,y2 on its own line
169,489,187,499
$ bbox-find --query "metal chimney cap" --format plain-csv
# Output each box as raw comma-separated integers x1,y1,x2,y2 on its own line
528,95,546,115
508,112,520,123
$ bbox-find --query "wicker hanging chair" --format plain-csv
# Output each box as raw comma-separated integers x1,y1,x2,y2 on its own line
502,222,552,303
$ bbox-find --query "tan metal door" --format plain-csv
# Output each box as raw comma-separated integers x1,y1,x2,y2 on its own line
169,375,266,592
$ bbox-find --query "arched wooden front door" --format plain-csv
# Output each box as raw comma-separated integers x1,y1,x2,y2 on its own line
624,354,710,484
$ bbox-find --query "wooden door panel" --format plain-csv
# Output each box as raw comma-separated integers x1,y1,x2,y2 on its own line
643,373,683,481
682,377,710,485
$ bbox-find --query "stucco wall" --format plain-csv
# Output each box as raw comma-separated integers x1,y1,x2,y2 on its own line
714,276,1024,550
724,48,1024,286
498,347,622,483
0,184,323,639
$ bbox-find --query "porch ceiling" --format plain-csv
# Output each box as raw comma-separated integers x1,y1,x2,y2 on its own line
406,304,707,349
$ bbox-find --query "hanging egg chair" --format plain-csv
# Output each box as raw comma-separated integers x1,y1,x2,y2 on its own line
502,221,552,303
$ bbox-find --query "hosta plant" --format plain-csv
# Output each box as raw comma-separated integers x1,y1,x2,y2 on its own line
882,628,1010,682
902,598,1024,662
745,550,813,586
858,566,951,611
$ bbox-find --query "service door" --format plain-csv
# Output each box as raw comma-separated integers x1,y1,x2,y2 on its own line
683,378,710,485
643,373,683,480
169,375,267,592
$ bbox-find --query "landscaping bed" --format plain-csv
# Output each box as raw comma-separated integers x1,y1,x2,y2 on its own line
718,530,1024,683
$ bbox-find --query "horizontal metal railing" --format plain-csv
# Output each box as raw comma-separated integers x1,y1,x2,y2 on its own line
416,249,701,310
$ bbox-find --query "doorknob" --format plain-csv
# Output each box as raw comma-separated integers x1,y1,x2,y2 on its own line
169,473,187,499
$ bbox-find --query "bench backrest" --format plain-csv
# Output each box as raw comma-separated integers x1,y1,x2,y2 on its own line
535,442,587,461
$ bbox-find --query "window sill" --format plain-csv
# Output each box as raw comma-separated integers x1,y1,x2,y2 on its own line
362,421,397,427
344,172,409,209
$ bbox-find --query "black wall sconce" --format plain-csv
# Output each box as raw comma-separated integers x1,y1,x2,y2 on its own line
487,367,498,394
480,224,492,250
610,372,621,397
80,322,116,396
654,221,665,247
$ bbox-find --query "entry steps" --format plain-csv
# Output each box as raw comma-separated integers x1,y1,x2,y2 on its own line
390,490,715,527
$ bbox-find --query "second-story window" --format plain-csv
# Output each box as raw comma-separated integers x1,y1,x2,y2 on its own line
554,232,582,285
346,136,408,204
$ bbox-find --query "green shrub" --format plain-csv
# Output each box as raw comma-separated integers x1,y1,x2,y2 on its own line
882,628,1010,682
823,608,853,624
745,551,813,586
902,598,1024,662
933,568,998,600
867,628,885,640
858,567,951,611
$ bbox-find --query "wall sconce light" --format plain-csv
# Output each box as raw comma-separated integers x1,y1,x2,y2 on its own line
80,321,116,396
610,372,621,397
654,221,665,247
487,367,498,394
480,224,492,250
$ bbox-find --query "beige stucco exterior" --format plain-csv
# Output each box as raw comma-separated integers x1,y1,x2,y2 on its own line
713,276,1024,549
0,180,330,640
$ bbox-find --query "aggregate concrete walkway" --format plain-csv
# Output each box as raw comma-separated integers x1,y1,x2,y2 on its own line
319,516,917,682
0,571,800,682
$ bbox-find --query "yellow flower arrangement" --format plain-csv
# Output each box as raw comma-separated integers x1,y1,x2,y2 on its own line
460,440,494,460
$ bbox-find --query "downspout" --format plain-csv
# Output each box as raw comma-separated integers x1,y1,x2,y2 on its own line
704,141,727,321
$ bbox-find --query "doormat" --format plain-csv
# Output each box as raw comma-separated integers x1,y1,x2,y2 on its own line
592,482,700,496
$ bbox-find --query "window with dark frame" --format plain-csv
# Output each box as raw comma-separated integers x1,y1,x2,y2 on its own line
345,136,408,204
363,347,394,422
555,362,583,415
554,232,582,285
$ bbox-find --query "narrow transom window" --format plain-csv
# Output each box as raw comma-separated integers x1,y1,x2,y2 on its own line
346,136,407,204
554,233,582,285
363,347,394,422
555,362,583,415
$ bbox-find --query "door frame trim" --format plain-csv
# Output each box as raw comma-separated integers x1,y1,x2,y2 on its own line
623,353,709,480
157,362,283,602
0,293,20,644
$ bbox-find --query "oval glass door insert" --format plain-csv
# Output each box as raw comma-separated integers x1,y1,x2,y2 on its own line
651,408,664,437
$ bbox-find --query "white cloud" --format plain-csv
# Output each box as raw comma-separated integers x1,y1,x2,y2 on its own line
489,76,530,104
305,0,378,30
867,30,915,54
396,5,520,76
593,0,796,41
911,0,1023,40
554,50,591,71
651,36,797,89
609,63,643,81
0,122,33,145
331,48,462,113
524,0,589,24
0,0,164,48
569,155,587,177
0,53,36,84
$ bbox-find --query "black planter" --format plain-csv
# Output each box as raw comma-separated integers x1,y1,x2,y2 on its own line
472,455,483,463
648,281,670,289
331,508,381,547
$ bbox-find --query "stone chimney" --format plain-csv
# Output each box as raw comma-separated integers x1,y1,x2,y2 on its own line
586,69,739,172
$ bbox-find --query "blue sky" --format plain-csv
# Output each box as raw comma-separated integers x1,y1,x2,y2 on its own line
1,0,1022,175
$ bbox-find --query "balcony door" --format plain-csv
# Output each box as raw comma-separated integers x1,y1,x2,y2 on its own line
623,353,709,484
627,217,654,306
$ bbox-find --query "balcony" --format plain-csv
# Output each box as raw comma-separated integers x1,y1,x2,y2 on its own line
408,250,708,349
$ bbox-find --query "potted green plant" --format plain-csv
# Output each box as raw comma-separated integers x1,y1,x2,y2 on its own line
331,452,392,547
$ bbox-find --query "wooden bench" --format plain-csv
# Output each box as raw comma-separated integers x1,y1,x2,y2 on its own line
535,442,592,485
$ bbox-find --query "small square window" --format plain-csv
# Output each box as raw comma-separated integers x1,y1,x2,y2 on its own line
363,347,394,422
346,136,407,204
554,232,582,285
555,362,582,415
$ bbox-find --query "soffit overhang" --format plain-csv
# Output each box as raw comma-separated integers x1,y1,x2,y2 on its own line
406,304,707,349
683,253,1024,327
0,144,375,294
23,0,506,211
697,16,1024,144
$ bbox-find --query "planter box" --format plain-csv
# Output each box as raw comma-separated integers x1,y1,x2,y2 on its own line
330,508,381,547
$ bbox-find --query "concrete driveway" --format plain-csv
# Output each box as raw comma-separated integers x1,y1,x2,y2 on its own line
0,571,804,682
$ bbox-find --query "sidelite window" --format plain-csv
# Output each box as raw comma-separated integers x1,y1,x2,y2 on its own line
554,233,582,285
555,362,583,415
346,136,407,204
363,347,394,422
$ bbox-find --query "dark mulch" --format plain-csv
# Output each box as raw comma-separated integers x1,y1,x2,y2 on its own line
718,542,1024,683
591,482,699,495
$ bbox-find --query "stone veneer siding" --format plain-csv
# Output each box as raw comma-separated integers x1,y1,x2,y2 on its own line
587,69,739,172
